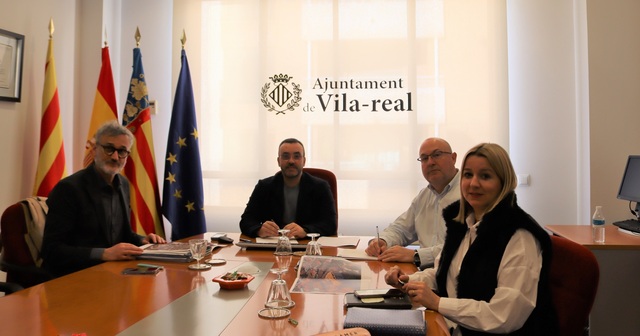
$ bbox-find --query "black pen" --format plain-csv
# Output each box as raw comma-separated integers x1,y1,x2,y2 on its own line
240,238,252,242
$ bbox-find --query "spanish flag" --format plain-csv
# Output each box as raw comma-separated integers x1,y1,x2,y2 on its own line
34,19,67,197
83,45,118,168
121,42,164,237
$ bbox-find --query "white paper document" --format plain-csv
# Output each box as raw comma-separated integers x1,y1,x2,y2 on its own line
317,236,360,247
336,248,378,260
256,237,299,244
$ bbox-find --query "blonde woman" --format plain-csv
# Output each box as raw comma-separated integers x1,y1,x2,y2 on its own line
386,143,558,335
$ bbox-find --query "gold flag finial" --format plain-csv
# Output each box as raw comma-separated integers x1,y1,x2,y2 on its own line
135,27,141,47
180,30,187,49
48,18,55,38
104,27,108,47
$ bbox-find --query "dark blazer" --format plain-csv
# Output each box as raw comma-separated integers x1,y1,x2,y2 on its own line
41,164,143,277
239,171,337,237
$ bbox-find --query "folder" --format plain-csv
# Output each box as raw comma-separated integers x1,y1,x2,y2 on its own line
343,307,426,336
343,293,412,309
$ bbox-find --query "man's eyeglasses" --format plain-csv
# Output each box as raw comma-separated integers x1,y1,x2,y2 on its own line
98,143,131,159
417,151,451,162
279,153,303,161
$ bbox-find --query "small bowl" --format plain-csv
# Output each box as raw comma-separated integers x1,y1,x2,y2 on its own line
212,273,255,289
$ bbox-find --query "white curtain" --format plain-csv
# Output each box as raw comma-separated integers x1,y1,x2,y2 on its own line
196,0,508,235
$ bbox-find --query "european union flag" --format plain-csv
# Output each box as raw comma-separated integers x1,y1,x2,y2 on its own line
162,49,206,241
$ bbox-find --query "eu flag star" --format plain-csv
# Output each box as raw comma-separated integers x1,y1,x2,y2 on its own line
166,172,176,183
185,201,195,212
166,152,177,165
176,137,187,148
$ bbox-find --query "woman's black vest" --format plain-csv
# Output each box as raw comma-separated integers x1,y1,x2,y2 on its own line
435,193,558,336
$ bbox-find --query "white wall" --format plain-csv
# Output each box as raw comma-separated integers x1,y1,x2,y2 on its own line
1,0,638,234
507,0,588,225
0,0,78,212
587,0,640,224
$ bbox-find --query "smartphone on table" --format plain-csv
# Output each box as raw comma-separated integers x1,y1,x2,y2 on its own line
354,288,404,299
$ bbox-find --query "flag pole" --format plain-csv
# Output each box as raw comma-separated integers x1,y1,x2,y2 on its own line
48,17,54,38
135,26,141,47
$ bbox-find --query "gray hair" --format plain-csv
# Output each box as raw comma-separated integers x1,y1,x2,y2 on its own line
94,121,134,146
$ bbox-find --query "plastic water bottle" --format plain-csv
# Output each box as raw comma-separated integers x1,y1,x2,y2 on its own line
592,206,605,243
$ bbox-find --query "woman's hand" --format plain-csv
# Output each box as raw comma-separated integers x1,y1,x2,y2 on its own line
405,281,440,311
384,265,410,288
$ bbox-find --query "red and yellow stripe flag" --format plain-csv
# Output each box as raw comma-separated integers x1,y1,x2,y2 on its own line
34,21,67,197
122,42,164,237
83,45,118,168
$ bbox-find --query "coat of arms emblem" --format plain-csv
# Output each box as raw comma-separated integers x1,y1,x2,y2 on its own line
261,74,302,114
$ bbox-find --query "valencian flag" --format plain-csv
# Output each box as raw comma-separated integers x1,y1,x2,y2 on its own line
163,46,206,240
83,44,118,168
121,31,164,237
34,19,67,197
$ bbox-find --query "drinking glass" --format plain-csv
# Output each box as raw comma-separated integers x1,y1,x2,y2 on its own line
305,233,322,256
266,229,294,308
265,267,295,309
188,239,211,270
274,229,293,270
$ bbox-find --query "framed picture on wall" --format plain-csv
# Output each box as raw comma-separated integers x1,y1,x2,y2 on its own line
0,28,25,102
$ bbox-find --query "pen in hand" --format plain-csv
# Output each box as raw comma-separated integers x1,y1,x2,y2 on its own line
376,225,381,256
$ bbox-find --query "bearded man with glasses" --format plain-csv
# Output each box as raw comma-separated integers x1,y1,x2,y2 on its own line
239,138,337,239
365,137,460,269
42,121,165,277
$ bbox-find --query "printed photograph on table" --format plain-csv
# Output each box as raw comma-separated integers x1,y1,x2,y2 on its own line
291,256,363,294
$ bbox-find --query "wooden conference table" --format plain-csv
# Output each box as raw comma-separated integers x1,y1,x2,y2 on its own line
0,233,448,336
545,225,640,336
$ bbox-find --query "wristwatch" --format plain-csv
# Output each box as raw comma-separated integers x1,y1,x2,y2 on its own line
413,251,421,268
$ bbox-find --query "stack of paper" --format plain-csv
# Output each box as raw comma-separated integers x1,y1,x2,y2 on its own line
138,243,217,262
317,236,360,247
336,249,378,261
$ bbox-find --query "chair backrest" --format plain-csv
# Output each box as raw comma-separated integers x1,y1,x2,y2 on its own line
548,235,599,336
0,197,52,288
303,167,338,228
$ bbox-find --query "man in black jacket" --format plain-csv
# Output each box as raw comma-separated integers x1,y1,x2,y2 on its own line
239,138,337,239
41,121,165,277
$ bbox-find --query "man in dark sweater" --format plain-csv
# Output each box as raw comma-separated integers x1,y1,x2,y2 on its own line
239,138,336,239
42,121,165,277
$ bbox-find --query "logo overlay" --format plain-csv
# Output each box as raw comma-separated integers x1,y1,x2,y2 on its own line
261,74,302,115
261,74,413,114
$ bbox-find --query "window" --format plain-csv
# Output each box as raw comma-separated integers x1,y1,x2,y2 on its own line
196,0,508,234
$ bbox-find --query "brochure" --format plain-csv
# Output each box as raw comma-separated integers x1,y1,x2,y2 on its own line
290,255,368,294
